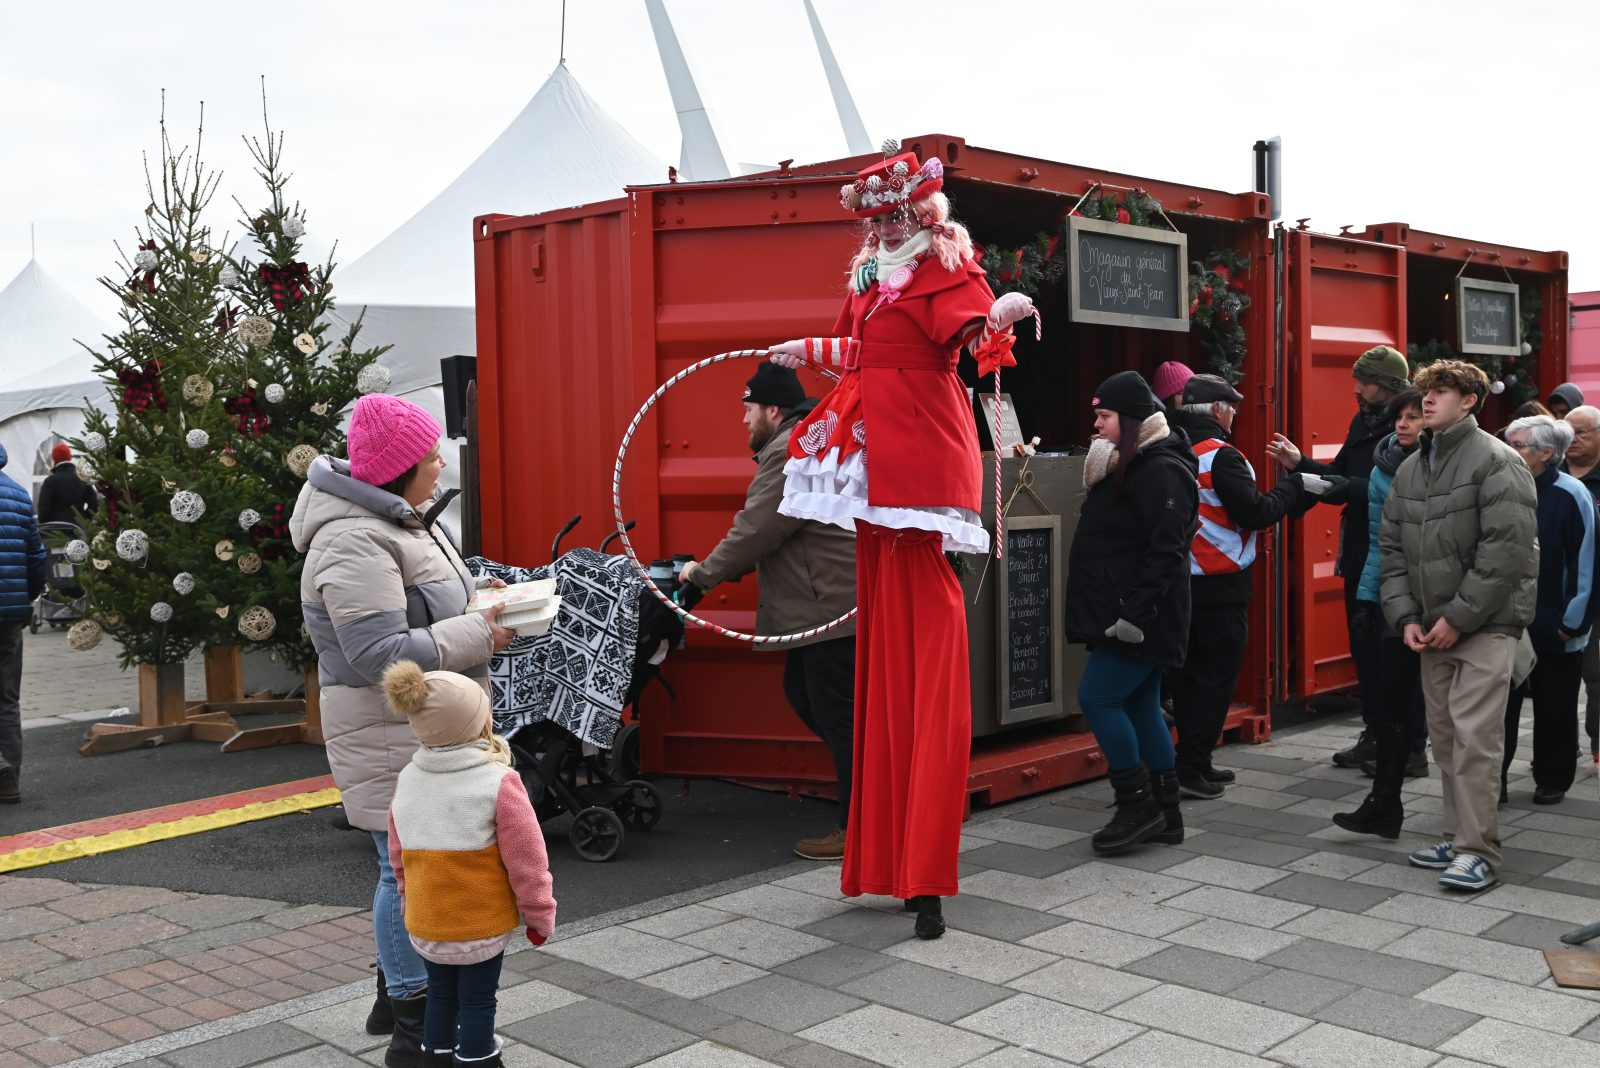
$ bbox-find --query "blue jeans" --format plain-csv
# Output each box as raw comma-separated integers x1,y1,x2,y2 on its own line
1079,648,1176,774
422,952,504,1059
371,832,428,998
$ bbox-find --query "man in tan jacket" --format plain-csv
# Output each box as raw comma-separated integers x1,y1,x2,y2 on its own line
681,364,857,859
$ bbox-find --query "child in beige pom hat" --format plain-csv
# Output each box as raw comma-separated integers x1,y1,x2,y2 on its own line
384,661,556,1067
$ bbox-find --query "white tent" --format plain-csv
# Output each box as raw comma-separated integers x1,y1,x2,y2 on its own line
0,260,117,492
322,62,667,533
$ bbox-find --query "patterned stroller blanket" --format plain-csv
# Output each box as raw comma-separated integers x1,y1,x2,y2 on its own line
466,550,643,748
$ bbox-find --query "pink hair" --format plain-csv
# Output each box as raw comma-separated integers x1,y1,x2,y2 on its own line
846,191,973,286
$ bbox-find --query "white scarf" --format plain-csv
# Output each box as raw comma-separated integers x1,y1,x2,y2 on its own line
875,228,931,273
1083,411,1172,489
854,229,933,294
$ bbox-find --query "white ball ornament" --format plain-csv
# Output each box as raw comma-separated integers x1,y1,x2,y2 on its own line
170,490,206,523
239,508,261,530
134,249,157,271
185,428,209,449
149,601,174,623
238,552,263,574
1490,380,1507,395
76,457,97,482
172,572,195,595
264,383,285,404
282,216,306,239
356,363,391,394
115,528,149,561
65,539,90,563
1520,341,1533,356
219,265,240,287
82,432,107,452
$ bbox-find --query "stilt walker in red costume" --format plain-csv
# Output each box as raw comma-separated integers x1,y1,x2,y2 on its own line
768,143,1035,939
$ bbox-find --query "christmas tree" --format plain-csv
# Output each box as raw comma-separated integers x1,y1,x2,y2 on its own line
69,109,262,667
211,104,390,670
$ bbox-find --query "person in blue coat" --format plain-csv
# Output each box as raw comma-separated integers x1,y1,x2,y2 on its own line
0,442,49,804
1502,415,1600,805
1333,390,1427,839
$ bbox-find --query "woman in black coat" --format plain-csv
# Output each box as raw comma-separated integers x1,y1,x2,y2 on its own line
1065,371,1199,853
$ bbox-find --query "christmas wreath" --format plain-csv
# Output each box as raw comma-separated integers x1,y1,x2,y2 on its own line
976,189,1252,383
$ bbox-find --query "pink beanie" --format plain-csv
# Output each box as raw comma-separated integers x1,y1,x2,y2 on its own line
1152,361,1196,402
348,394,443,486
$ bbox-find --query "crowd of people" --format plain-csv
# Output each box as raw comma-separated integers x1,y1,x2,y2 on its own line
3,141,1598,1066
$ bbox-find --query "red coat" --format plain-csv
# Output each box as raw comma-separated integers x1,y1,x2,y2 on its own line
791,255,995,515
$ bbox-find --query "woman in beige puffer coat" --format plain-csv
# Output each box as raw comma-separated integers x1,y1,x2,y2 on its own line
290,393,512,1067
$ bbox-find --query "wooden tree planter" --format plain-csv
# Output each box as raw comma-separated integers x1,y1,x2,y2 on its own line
80,647,324,755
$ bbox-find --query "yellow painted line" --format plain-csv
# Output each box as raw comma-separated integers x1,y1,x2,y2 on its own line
0,787,343,873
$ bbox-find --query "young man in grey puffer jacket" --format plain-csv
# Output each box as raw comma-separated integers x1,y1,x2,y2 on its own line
1380,360,1538,892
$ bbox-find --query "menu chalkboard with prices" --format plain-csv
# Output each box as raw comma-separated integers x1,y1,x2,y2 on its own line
1455,277,1521,357
1068,216,1189,333
998,515,1064,718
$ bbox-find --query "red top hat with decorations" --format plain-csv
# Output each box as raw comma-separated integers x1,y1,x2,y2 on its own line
839,141,945,217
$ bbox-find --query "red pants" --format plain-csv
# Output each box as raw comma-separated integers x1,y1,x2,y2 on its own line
841,522,972,899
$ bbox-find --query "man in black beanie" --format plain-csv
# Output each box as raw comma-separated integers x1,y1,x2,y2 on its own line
680,364,859,859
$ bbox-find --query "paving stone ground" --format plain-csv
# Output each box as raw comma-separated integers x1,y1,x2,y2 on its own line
5,714,1600,1068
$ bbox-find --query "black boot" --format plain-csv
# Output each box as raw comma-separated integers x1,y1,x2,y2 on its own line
425,1051,455,1068
912,896,945,940
1331,726,1408,839
385,990,428,1068
366,967,393,1036
1332,730,1377,768
1149,769,1184,845
1092,766,1167,854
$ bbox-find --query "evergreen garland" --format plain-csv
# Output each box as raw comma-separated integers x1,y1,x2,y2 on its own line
1188,250,1252,385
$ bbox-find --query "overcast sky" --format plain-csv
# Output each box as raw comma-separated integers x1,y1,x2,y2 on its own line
3,0,1597,319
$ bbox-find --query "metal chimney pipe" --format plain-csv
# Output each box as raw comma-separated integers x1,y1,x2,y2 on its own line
1253,137,1282,221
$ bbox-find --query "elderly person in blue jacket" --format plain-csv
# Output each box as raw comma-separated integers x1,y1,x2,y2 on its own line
1501,414,1599,805
0,443,49,804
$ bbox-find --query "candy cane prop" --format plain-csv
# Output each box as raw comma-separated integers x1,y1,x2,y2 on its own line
612,350,855,645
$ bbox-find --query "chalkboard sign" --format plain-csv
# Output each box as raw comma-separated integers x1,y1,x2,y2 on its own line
1068,216,1189,333
998,515,1064,717
1456,278,1520,357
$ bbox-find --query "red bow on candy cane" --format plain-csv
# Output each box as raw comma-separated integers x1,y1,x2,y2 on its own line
257,262,313,311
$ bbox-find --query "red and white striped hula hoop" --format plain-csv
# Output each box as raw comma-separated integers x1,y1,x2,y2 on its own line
612,349,856,646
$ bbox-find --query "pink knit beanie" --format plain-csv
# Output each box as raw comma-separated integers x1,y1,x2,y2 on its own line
347,394,443,487
1151,361,1196,402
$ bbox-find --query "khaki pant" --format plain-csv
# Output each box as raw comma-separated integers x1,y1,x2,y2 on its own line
1419,631,1516,868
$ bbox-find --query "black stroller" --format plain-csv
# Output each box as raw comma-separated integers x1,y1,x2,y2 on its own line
31,521,88,633
466,516,697,862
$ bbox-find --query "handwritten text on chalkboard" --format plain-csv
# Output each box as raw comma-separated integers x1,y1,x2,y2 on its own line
1005,525,1054,708
1456,278,1520,356
1068,217,1188,333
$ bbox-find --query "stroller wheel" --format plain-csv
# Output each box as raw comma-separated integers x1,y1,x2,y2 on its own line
610,723,642,781
570,806,625,862
615,780,663,831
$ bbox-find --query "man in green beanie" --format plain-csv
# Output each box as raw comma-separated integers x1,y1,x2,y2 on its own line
1270,345,1410,767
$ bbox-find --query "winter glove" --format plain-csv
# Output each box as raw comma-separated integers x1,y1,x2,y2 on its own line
1299,472,1348,498
527,926,548,947
1105,618,1145,644
768,339,807,369
988,292,1035,329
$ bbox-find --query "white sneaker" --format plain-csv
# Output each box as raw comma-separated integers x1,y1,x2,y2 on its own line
1438,853,1496,892
1408,841,1455,869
